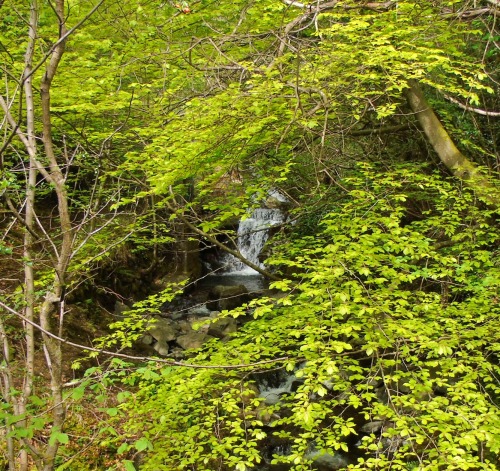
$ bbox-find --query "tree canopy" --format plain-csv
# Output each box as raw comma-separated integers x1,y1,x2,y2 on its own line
1,0,499,470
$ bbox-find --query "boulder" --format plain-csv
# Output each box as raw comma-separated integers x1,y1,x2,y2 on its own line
114,301,130,317
187,304,212,317
206,284,249,311
141,333,155,346
190,316,213,334
170,311,185,321
360,420,385,434
305,449,349,470
207,317,238,339
146,317,181,356
265,190,290,210
176,332,212,350
177,319,193,334
153,343,169,356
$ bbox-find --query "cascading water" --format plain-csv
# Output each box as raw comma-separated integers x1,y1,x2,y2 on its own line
223,208,285,275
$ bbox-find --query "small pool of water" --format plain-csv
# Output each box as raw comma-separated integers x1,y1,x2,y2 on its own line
197,273,267,294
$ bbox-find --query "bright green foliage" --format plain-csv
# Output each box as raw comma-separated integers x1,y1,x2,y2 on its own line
81,3,500,469
1,0,498,469
121,0,492,213
114,165,500,470
315,2,492,104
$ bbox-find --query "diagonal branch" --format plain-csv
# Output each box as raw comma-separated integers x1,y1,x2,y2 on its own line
165,192,281,281
443,93,500,117
404,80,500,207
0,300,289,370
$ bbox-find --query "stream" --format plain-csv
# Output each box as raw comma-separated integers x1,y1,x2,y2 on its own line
149,205,360,469
205,207,354,470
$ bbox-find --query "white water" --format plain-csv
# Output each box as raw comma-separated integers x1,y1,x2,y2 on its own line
259,371,297,405
223,208,285,275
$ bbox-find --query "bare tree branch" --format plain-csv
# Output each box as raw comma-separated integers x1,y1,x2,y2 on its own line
444,93,500,117
0,300,289,370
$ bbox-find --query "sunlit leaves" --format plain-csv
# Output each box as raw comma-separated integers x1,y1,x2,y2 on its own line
112,164,500,470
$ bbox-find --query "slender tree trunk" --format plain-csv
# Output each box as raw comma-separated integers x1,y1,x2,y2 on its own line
404,80,499,207
1,1,103,468
37,1,70,468
0,318,15,470
18,2,38,469
20,154,37,471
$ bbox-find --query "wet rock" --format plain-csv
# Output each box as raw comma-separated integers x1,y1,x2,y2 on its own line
187,304,212,317
177,319,193,334
176,331,213,350
206,284,249,311
170,311,185,321
265,196,290,211
361,420,385,434
148,318,179,342
141,333,154,346
146,317,181,356
153,343,169,356
207,317,238,339
265,196,286,209
305,448,349,470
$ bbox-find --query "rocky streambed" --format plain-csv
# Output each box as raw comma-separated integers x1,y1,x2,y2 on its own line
135,274,264,357
123,273,422,470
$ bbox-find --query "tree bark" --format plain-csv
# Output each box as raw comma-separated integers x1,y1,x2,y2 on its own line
0,318,15,470
19,1,38,469
38,1,70,468
404,80,499,207
0,1,106,468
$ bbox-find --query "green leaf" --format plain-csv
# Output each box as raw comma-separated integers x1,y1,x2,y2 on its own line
106,408,119,417
71,386,85,401
117,443,130,454
134,436,153,452
123,460,137,471
49,431,69,446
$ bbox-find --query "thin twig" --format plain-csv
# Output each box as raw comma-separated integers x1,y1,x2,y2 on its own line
0,300,288,370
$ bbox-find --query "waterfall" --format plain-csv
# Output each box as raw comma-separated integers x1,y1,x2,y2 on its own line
259,370,298,405
224,208,285,275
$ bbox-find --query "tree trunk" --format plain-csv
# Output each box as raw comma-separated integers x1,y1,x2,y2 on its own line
19,2,38,469
37,1,70,468
0,0,105,468
404,80,499,207
0,319,15,470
